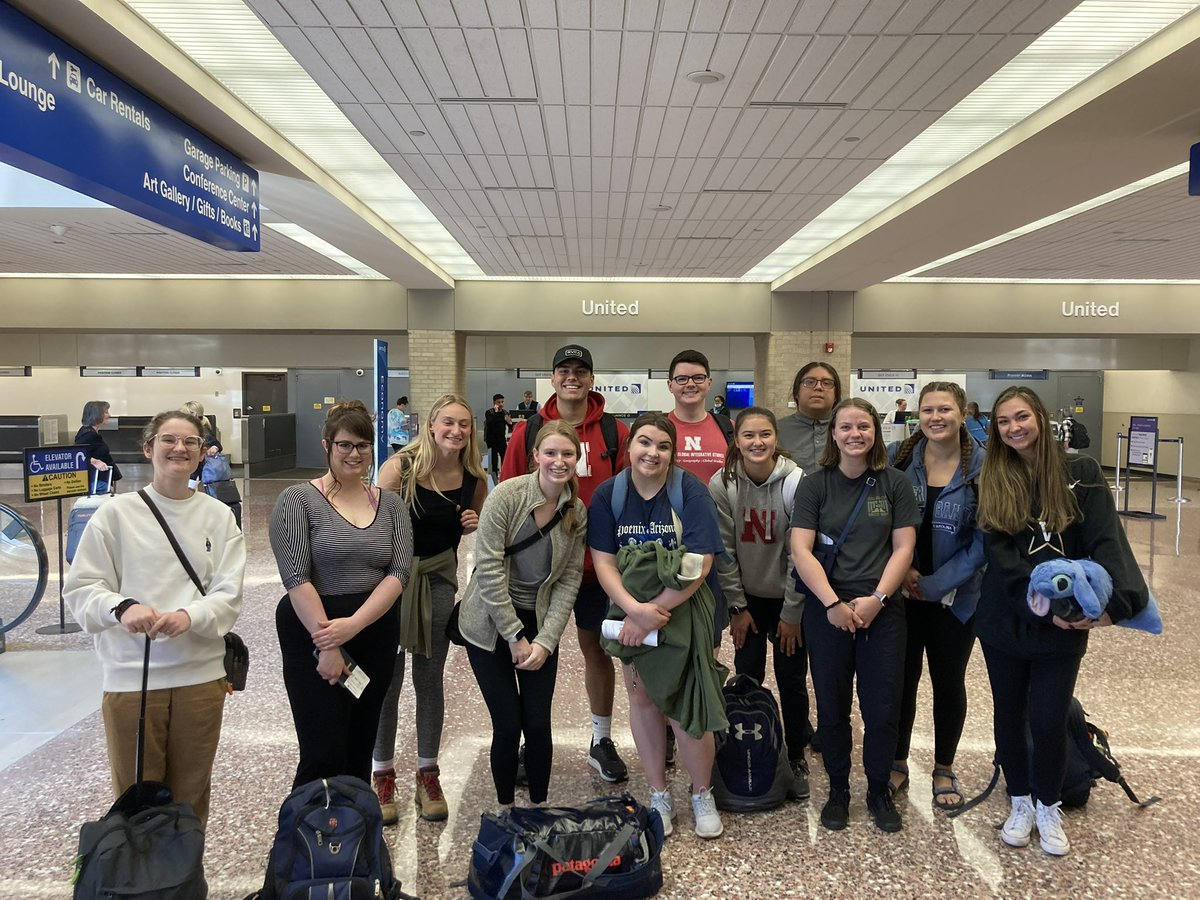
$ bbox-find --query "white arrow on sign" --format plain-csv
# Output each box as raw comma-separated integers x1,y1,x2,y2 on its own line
75,451,88,468
252,224,258,240
48,52,60,79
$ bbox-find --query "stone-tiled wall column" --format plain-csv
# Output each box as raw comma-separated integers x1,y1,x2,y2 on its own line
755,331,853,419
407,329,466,425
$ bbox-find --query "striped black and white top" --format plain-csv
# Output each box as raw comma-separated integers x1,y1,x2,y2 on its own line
270,482,413,595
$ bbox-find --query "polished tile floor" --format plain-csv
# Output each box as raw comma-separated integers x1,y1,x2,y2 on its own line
0,474,1195,899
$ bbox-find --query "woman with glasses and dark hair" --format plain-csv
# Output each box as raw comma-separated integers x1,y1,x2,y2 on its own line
75,400,122,489
791,398,919,834
270,400,413,788
776,363,842,472
65,409,244,831
975,386,1149,857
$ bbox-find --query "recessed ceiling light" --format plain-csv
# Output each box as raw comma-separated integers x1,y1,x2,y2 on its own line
408,130,426,137
843,136,861,142
651,204,672,212
686,70,725,85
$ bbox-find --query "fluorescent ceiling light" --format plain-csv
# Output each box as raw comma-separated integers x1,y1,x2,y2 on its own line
264,223,385,279
746,0,1200,283
124,0,484,279
456,276,758,283
891,163,1189,279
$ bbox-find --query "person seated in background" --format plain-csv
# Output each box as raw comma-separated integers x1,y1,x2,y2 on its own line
518,390,539,413
892,399,909,424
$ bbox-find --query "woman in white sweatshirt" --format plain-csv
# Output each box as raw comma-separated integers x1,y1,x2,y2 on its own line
65,409,245,829
708,407,811,798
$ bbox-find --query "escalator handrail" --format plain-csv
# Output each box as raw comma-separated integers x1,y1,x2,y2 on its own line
0,503,50,634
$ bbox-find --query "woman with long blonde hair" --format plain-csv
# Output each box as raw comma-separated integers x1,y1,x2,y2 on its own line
975,386,1149,857
370,394,487,823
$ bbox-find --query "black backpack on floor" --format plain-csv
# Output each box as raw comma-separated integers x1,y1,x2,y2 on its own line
252,776,408,900
709,675,794,812
950,698,1160,818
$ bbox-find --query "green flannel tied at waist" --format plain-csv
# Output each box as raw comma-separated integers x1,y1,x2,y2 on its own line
399,548,459,658
601,540,729,738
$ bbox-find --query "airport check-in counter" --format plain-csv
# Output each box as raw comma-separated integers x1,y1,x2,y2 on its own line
0,415,69,467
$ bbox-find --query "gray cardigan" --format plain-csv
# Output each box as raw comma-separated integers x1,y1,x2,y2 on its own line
458,473,587,653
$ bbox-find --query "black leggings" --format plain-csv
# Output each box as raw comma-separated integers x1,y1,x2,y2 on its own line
277,592,399,789
733,593,814,759
982,641,1082,806
804,597,906,796
894,601,975,764
467,607,559,805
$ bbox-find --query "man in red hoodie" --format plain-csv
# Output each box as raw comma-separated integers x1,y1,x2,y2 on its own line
501,344,631,781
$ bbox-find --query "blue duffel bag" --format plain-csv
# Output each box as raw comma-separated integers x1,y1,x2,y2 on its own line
468,793,664,899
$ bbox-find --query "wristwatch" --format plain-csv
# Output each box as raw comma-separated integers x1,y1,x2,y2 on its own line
729,607,746,618
871,590,888,605
510,628,528,644
111,598,137,621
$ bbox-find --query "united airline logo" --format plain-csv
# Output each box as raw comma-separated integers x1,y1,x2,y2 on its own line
740,508,777,544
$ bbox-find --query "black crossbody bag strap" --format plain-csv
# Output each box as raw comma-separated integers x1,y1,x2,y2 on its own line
138,489,206,596
504,507,565,557
826,471,876,555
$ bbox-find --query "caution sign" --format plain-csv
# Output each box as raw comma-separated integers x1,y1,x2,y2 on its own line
24,446,92,502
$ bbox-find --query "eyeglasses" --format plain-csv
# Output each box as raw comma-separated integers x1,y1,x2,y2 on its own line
332,440,373,454
154,434,203,450
671,374,710,386
800,377,837,389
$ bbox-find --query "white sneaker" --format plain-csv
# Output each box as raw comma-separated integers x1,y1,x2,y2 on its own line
1000,794,1035,848
1036,800,1070,856
691,787,724,839
649,789,675,838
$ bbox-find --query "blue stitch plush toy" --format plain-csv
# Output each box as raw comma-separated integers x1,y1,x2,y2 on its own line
1027,558,1163,634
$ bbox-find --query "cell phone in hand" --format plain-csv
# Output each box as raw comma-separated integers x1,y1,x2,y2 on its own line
313,647,369,698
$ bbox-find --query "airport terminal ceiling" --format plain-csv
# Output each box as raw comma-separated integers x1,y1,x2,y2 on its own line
3,1,1200,291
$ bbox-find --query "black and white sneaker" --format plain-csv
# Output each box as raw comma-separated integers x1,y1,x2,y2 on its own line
588,738,628,783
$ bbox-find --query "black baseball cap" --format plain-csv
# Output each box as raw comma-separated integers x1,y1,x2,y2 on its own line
552,344,593,371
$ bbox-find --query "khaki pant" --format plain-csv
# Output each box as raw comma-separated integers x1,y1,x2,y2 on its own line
101,679,227,828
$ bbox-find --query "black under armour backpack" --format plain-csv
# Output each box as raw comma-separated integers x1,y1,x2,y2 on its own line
709,675,793,812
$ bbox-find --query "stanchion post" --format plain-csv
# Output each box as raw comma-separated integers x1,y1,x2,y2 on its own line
35,495,81,636
1169,437,1191,504
1114,432,1125,493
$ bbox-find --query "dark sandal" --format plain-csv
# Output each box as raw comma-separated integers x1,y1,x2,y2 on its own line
887,762,909,798
932,767,965,811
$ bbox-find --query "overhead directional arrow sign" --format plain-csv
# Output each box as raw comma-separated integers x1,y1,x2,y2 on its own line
0,1,260,251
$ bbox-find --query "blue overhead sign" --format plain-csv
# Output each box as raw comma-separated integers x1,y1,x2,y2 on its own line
0,1,259,251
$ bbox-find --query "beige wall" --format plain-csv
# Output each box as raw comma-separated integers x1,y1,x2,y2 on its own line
850,336,1190,371
0,278,407,333
1102,352,1200,477
854,282,1200,336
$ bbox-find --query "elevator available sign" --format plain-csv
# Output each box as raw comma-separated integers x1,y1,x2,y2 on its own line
0,1,259,251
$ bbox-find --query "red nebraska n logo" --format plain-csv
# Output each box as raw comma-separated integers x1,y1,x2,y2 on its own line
741,508,775,544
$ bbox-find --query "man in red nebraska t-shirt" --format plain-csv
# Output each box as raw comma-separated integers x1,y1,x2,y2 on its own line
667,349,733,484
